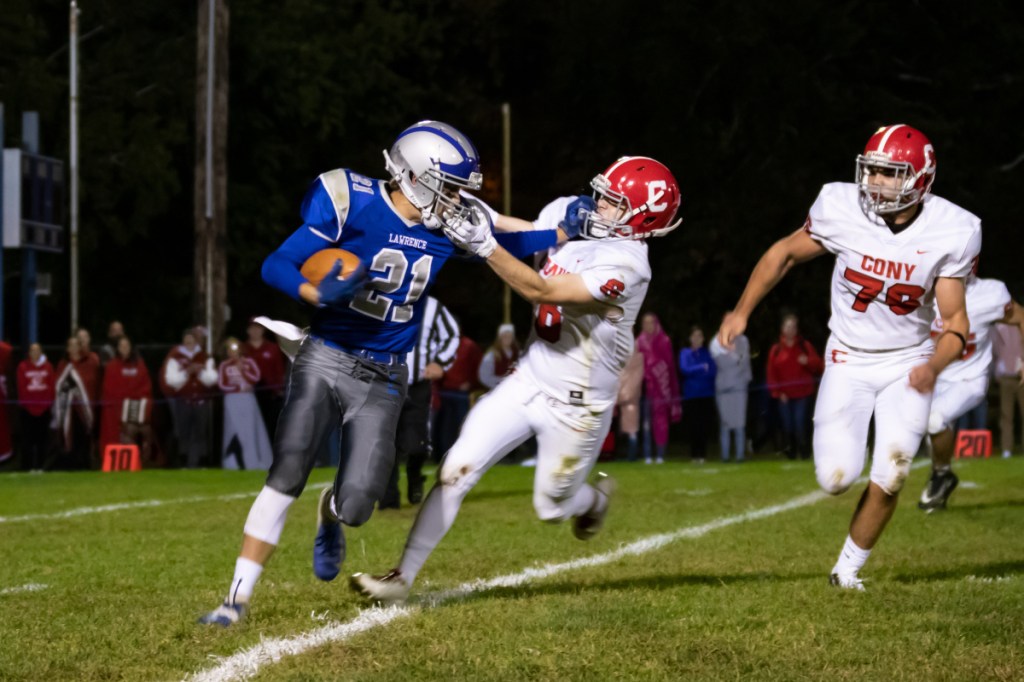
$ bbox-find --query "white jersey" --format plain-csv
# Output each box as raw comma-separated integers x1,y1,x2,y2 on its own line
806,183,982,351
515,197,652,411
933,277,1011,382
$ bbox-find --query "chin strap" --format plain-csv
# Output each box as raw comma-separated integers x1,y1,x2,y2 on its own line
420,210,440,229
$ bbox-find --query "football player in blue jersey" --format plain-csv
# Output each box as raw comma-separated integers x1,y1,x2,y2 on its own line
199,121,565,626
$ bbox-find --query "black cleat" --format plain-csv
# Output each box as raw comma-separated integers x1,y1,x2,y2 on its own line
918,469,959,513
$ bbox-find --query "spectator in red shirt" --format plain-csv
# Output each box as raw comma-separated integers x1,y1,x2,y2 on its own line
766,313,824,459
433,335,483,457
100,336,154,465
0,340,14,464
242,319,287,440
160,328,218,468
16,343,55,470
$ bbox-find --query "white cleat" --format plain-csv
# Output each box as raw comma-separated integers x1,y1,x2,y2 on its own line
829,572,866,591
350,570,411,606
573,473,617,540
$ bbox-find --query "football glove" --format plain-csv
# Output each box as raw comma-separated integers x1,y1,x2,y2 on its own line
443,205,498,259
558,195,596,240
317,259,367,309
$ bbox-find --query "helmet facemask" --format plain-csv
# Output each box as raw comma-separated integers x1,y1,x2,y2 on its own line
856,153,933,216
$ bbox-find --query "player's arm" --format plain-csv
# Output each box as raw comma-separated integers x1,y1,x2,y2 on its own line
718,228,827,347
910,276,969,393
261,226,330,306
486,248,596,305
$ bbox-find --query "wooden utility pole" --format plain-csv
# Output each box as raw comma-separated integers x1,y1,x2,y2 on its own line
194,0,229,351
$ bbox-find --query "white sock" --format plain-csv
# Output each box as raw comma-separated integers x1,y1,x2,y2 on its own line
832,535,871,577
398,483,469,585
567,484,598,518
228,557,263,605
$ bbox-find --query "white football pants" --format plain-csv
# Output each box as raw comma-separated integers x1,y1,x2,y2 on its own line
813,336,934,496
927,374,988,435
398,373,613,584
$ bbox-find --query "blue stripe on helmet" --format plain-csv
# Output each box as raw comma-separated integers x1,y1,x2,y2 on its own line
396,122,480,179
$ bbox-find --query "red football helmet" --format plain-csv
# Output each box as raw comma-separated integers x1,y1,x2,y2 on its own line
583,156,682,239
856,124,936,215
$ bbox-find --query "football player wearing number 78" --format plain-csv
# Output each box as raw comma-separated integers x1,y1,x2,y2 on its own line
717,124,980,590
351,157,682,605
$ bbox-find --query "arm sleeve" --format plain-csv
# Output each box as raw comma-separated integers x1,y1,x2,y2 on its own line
261,224,335,302
938,224,982,278
580,265,647,305
534,196,575,231
495,229,558,258
804,184,843,255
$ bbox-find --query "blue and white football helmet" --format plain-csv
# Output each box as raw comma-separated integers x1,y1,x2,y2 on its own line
384,121,483,229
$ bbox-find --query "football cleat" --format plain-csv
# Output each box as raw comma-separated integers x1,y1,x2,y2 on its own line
572,473,617,541
313,486,345,581
918,469,959,513
350,570,411,606
829,572,866,591
197,601,247,627
407,474,425,505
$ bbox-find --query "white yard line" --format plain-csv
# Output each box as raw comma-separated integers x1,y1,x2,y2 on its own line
0,483,333,524
0,582,49,595
185,487,835,682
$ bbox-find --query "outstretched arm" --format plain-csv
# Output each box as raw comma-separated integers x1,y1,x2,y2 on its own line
717,228,827,347
485,248,596,305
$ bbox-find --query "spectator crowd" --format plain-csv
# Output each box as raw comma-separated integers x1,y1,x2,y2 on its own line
2,305,1020,474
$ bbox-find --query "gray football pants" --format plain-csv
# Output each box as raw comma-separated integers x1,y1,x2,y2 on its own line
265,337,408,526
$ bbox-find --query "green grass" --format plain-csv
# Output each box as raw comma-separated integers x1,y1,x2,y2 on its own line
1,456,1023,681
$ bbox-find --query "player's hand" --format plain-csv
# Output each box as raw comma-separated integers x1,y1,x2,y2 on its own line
908,362,938,394
444,206,498,258
317,260,367,309
557,195,596,240
717,311,747,349
797,354,808,366
670,400,682,423
422,362,444,381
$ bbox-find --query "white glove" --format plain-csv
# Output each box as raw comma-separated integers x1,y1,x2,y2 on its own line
444,205,498,259
164,358,188,391
199,358,219,387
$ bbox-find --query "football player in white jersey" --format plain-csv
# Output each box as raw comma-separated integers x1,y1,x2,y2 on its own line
718,124,980,590
351,157,682,604
919,273,1024,512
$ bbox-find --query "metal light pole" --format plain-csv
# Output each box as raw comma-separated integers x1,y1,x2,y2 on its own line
69,0,80,333
204,0,215,355
501,102,512,324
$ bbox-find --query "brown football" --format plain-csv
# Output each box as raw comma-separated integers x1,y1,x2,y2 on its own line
300,248,361,286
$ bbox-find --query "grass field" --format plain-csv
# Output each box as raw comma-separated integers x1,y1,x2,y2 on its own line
2,454,1023,681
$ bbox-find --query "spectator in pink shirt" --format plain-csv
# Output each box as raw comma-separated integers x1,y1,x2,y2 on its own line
636,313,681,464
219,338,272,470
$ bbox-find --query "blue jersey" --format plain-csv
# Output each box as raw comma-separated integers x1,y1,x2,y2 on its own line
263,168,557,354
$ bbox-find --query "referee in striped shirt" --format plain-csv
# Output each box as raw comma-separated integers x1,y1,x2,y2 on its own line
380,296,460,508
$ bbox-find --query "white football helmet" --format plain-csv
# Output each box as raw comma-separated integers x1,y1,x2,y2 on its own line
383,121,483,229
